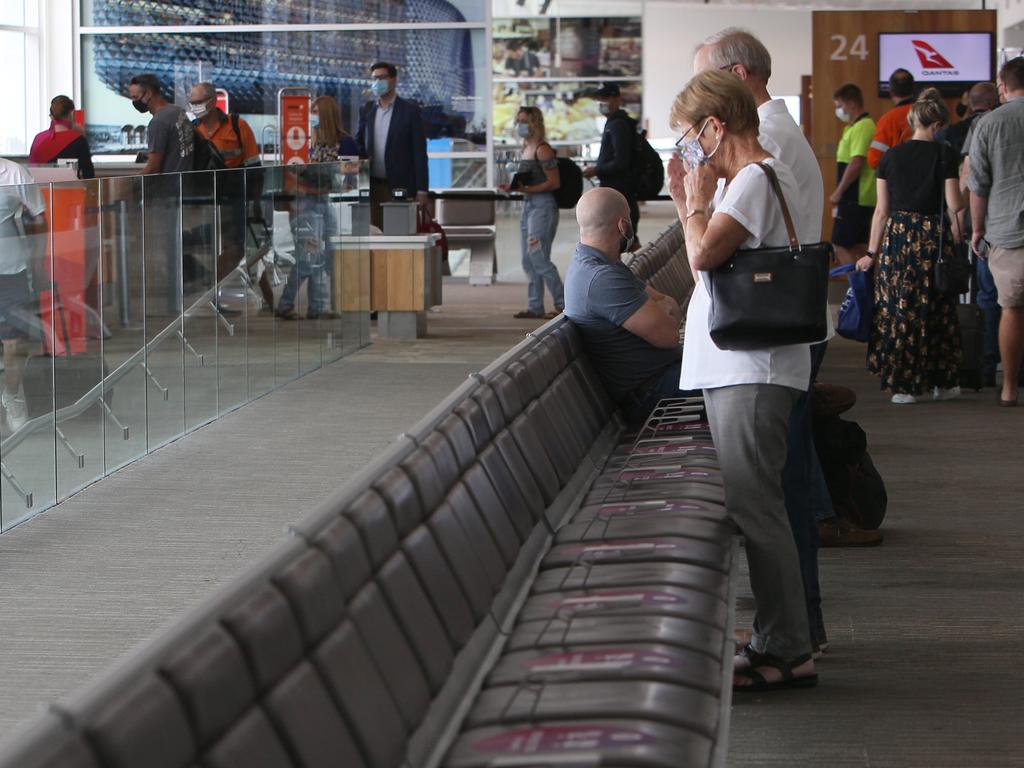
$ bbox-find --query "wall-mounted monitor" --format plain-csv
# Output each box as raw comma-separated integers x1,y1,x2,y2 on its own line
878,32,994,97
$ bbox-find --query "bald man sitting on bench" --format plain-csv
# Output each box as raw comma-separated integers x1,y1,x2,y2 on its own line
564,187,685,422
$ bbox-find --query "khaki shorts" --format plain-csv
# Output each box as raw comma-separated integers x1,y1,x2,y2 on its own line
988,244,1024,308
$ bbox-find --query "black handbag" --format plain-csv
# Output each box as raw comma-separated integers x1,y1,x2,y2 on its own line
932,148,970,296
706,162,832,351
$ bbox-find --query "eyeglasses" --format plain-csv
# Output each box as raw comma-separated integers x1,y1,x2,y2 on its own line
674,119,707,148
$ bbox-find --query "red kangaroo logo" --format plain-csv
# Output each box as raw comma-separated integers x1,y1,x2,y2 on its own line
912,40,954,69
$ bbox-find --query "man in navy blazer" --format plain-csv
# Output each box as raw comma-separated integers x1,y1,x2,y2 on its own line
356,61,430,229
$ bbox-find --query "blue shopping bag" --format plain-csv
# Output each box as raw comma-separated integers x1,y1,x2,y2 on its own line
831,264,873,342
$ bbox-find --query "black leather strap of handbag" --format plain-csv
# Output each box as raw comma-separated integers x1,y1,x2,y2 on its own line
932,144,970,295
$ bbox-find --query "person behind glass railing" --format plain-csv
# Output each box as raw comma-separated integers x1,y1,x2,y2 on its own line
127,73,194,175
667,68,817,692
500,106,564,320
0,158,47,431
187,82,274,308
310,96,359,162
275,169,333,321
857,89,965,405
28,96,94,179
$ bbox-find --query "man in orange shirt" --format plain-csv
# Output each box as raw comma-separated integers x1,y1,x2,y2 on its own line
867,69,916,169
188,82,274,308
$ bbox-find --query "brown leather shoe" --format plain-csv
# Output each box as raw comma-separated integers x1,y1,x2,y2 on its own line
818,516,883,547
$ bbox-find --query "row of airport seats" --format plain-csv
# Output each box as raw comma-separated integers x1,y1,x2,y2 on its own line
626,221,694,314
0,230,735,768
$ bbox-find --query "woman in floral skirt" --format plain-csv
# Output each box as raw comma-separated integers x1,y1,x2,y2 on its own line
857,89,965,404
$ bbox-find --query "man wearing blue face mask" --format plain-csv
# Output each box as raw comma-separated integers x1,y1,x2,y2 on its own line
583,83,641,240
355,61,430,230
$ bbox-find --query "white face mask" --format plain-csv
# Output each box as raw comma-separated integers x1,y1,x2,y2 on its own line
190,99,212,119
835,106,850,123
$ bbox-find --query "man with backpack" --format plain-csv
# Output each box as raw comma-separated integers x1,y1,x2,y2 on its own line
187,82,273,306
189,82,261,170
584,83,641,240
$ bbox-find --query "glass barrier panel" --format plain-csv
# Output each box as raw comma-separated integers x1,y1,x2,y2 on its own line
272,166,301,386
47,179,106,501
100,175,148,473
181,170,219,432
244,165,278,400
214,166,251,416
296,163,328,377
0,180,57,525
142,173,185,450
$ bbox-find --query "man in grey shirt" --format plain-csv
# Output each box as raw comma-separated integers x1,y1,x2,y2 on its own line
128,73,194,175
564,188,682,420
969,57,1024,406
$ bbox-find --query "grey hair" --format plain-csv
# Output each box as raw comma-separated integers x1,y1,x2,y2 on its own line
698,28,772,81
192,81,217,100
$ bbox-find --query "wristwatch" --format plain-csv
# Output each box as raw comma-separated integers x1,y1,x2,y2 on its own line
865,250,877,258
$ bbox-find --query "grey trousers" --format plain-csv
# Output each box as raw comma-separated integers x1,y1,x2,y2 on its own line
703,383,811,660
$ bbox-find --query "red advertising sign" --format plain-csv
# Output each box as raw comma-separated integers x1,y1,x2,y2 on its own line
280,94,310,165
215,88,230,115
72,109,85,129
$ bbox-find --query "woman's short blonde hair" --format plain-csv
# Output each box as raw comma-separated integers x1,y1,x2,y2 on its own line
517,106,546,143
669,69,759,137
908,87,949,130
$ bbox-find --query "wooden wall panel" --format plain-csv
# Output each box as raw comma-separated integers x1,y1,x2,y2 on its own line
811,10,997,237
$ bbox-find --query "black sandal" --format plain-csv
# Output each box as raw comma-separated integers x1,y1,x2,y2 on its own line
733,652,818,692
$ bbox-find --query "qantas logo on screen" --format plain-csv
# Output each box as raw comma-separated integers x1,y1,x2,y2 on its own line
912,40,955,70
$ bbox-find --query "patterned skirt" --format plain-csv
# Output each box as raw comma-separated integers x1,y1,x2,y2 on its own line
866,210,961,395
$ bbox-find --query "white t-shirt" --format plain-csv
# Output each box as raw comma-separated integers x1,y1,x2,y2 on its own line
0,158,45,275
758,99,835,341
680,157,812,392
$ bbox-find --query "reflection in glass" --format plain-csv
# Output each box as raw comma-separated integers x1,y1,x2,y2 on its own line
48,179,106,501
142,173,185,449
100,175,148,473
181,170,219,431
0,178,56,524
0,161,372,531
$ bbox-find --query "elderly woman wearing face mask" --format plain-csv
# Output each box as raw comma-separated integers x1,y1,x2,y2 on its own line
502,106,564,320
666,69,817,693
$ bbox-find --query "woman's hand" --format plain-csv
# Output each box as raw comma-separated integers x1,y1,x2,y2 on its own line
498,183,511,193
667,154,687,208
829,189,843,205
855,255,874,272
682,163,716,213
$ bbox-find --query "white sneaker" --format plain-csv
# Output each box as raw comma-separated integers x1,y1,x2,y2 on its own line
2,390,27,430
933,386,961,401
891,393,917,404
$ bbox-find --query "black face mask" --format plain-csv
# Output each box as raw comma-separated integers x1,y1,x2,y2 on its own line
131,96,149,113
619,223,635,254
955,102,968,119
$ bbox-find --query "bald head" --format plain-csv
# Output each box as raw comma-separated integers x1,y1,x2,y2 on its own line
576,187,629,237
968,82,998,111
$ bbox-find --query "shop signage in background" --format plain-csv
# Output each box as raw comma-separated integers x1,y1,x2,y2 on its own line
878,32,994,94
72,110,85,129
216,88,230,115
280,94,310,165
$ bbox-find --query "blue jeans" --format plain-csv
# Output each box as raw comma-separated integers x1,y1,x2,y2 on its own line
520,193,563,314
782,342,832,641
976,256,1001,378
624,361,703,424
277,251,328,314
